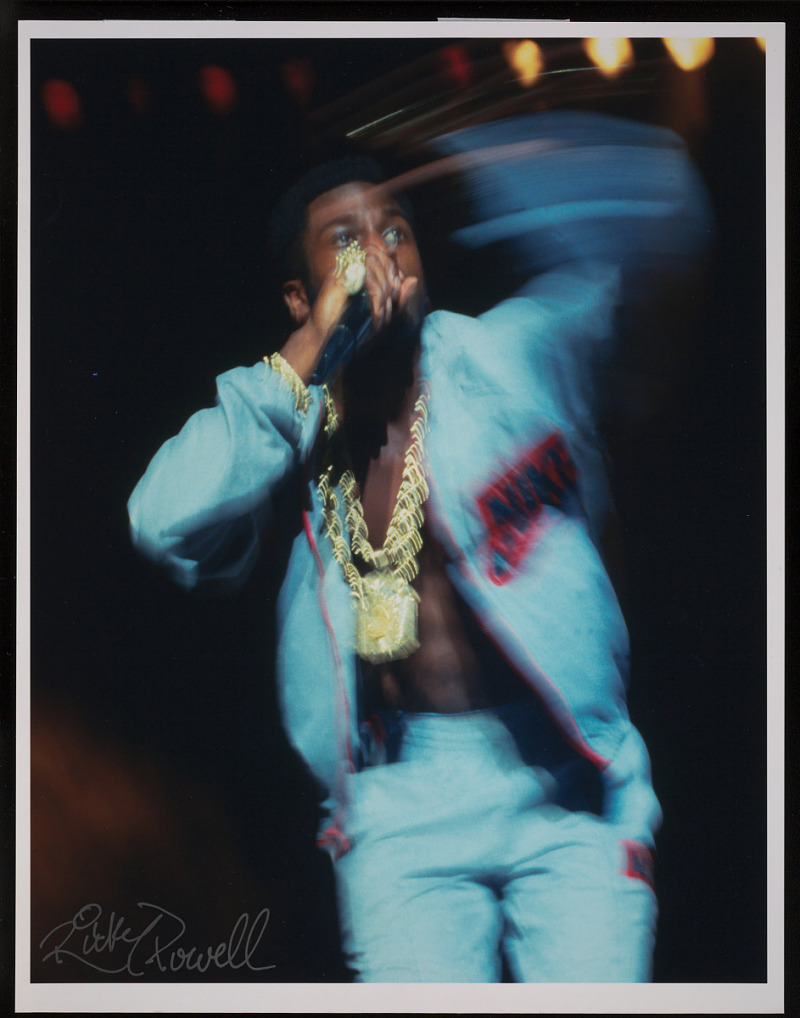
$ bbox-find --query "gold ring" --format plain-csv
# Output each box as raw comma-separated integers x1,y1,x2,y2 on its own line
334,241,367,296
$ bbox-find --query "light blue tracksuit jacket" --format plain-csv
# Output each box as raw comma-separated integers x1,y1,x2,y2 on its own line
128,112,711,858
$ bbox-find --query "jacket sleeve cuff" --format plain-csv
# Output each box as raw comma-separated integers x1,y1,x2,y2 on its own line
263,351,312,417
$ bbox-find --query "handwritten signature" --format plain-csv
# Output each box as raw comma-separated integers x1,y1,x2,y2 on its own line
39,903,275,976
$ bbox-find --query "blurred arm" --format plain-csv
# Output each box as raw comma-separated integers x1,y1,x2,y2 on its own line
429,110,712,295
427,111,713,409
128,359,321,590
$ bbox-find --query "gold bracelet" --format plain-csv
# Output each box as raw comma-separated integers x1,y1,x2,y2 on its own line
264,351,311,416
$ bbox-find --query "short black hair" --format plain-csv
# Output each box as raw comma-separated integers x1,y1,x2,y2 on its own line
267,153,416,283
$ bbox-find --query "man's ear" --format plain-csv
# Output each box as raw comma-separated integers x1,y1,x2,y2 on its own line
282,279,311,326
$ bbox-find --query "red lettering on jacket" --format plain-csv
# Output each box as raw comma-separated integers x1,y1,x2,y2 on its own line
477,431,578,585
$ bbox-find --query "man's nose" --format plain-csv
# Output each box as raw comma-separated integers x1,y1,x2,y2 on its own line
364,227,395,257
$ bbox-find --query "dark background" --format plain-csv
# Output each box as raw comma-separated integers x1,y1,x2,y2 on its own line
25,30,768,983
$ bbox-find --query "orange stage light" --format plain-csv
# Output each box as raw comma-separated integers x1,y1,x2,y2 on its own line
503,40,544,87
583,37,633,78
662,38,716,71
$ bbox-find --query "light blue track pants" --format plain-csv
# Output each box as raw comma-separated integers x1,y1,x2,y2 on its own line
334,702,657,982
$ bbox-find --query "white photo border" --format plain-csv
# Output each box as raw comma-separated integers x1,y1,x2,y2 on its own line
15,14,785,1014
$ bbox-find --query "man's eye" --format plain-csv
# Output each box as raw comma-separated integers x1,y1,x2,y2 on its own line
383,226,401,249
332,230,354,247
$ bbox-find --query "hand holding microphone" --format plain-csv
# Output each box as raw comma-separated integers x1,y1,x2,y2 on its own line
310,242,373,385
278,234,418,388
311,239,419,384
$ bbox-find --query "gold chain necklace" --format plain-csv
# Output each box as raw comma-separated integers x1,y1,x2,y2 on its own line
317,385,429,664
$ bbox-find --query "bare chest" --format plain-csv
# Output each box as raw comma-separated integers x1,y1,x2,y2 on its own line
356,432,526,713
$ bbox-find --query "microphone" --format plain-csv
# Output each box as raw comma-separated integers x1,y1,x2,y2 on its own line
309,290,373,385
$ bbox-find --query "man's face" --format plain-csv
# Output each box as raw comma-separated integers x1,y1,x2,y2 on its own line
299,181,427,327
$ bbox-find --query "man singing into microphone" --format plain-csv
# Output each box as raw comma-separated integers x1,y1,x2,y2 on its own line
128,113,709,982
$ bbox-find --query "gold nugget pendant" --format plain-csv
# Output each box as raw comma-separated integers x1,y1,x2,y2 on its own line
355,570,420,664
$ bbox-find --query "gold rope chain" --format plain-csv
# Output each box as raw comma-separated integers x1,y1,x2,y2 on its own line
317,386,430,604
